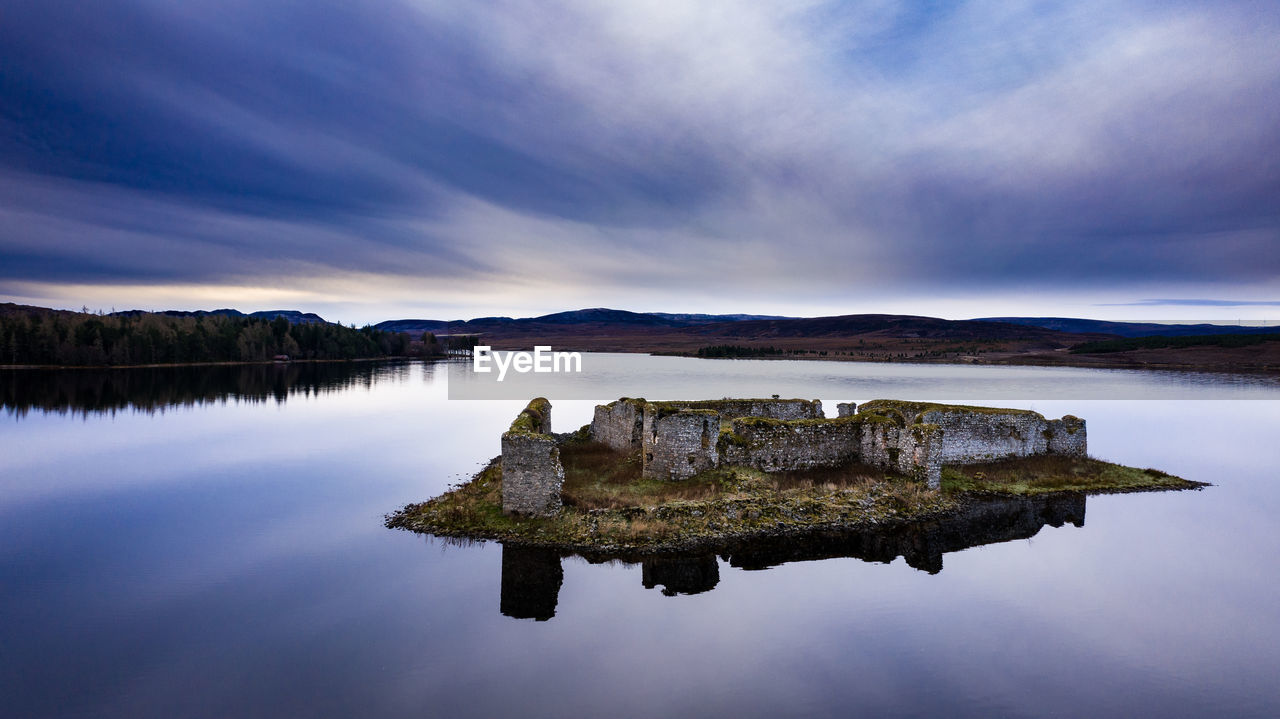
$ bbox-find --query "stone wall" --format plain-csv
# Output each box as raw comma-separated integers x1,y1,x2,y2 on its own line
645,398,822,421
1046,416,1087,456
501,398,564,516
857,421,944,487
506,397,1086,513
590,398,646,451
718,413,944,488
642,409,721,481
719,416,863,472
858,400,1086,465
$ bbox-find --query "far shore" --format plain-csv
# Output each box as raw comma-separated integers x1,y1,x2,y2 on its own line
4,347,1278,375
0,356,425,371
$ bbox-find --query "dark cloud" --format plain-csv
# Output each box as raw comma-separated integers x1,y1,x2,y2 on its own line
0,0,1277,304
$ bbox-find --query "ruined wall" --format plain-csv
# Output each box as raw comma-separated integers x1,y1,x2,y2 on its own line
864,421,943,487
719,416,863,472
501,398,564,516
508,397,552,435
642,409,721,481
1046,416,1087,456
858,400,1087,465
582,397,1084,492
610,397,823,478
718,414,943,488
648,398,822,421
590,398,645,451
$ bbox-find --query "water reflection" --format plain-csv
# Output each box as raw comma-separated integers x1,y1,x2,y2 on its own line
0,360,427,416
500,546,565,621
497,493,1086,620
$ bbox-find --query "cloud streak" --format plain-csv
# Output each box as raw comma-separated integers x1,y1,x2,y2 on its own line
1,0,1277,319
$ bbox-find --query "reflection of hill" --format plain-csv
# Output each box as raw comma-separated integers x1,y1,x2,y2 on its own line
1,361,423,416
496,494,1086,620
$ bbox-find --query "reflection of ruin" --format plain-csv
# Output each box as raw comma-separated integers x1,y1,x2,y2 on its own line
499,546,563,621
497,493,1087,620
641,555,719,596
723,492,1085,575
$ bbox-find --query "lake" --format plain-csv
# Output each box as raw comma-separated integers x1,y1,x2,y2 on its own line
3,356,1279,717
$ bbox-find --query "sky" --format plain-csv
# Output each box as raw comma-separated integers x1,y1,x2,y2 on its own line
2,0,1278,325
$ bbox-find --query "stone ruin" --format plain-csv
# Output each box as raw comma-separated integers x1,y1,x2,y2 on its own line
499,398,565,516
500,396,1086,517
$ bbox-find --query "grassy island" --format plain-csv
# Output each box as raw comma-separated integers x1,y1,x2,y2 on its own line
386,433,1205,554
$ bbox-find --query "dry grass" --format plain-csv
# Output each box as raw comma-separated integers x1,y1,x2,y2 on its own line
559,441,726,510
768,462,887,492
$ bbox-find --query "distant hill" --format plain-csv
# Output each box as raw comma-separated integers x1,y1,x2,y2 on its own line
110,308,327,324
645,312,792,324
681,314,1079,341
374,309,790,336
373,319,450,335
977,317,1276,338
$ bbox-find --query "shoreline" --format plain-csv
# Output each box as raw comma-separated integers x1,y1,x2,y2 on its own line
0,356,432,371
386,454,1208,558
4,349,1276,376
649,350,1280,375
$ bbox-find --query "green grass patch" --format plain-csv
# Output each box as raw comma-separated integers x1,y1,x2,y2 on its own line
941,455,1206,495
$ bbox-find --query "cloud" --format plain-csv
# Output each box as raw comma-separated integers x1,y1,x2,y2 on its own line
1100,299,1280,307
1,0,1277,315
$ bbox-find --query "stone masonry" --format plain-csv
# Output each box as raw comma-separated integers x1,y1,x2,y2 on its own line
591,398,646,452
501,398,565,517
857,400,1086,464
503,396,1088,514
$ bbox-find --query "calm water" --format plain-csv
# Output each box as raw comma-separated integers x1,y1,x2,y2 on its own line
3,357,1280,718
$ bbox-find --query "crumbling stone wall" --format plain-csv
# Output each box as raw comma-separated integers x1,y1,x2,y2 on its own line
501,398,564,516
857,420,944,487
858,400,1086,465
645,398,822,421
642,409,721,481
515,397,1084,511
717,413,944,488
719,416,863,471
591,398,645,451
1046,416,1087,456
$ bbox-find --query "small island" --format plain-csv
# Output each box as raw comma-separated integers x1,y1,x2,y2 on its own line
387,397,1205,553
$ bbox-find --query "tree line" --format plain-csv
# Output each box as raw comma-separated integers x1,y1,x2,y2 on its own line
1070,332,1280,354
695,344,787,358
0,306,444,366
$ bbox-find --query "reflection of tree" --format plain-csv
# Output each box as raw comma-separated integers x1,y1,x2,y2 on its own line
1,360,428,416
